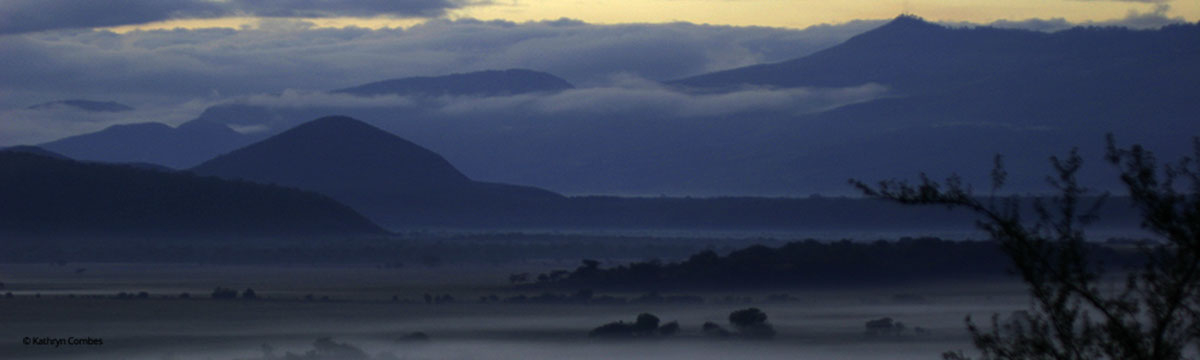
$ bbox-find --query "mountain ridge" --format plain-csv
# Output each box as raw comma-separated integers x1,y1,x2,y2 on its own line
0,151,384,236
191,115,566,228
39,120,257,169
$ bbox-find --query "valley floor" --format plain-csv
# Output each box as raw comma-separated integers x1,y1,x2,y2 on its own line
0,263,1030,360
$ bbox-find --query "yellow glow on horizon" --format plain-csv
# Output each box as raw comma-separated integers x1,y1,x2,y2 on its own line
104,16,426,33
451,0,1192,28
97,0,1196,33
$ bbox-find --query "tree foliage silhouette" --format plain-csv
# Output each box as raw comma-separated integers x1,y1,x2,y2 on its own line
851,136,1200,360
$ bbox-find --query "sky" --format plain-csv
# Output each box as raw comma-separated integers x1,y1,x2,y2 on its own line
0,0,1195,145
5,0,1195,33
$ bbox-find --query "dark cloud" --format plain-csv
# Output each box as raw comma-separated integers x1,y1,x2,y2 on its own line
0,0,479,35
227,0,477,18
0,0,223,35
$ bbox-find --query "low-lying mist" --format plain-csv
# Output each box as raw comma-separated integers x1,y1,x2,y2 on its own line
0,262,1029,360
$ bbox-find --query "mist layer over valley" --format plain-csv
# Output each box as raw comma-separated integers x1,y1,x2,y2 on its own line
1,262,1030,360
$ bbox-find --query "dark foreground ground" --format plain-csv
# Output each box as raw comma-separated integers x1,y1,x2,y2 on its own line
0,263,1033,360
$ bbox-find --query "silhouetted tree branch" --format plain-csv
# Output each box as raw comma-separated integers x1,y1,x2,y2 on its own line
851,136,1200,360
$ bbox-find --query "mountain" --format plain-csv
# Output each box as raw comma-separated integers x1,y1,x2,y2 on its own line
191,116,565,228
672,15,1200,99
39,119,257,169
27,99,133,112
35,69,573,170
0,151,383,237
174,19,1200,196
332,69,574,97
654,15,1200,193
40,21,1200,196
1,145,70,159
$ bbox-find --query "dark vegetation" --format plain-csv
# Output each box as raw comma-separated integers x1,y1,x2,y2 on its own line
727,308,776,339
396,332,429,342
532,195,1137,231
855,137,1200,360
589,313,679,339
0,231,730,264
477,290,706,305
528,237,1144,290
864,317,930,337
0,152,383,237
590,309,773,340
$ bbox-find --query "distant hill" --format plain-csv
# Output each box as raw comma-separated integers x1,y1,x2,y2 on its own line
191,116,566,228
187,116,1142,231
2,145,176,171
27,99,133,112
39,119,257,169
0,152,384,237
37,69,573,169
34,20,1200,197
174,17,1200,196
332,69,574,97
1,145,70,159
387,16,1198,195
672,15,1200,98
666,15,1200,193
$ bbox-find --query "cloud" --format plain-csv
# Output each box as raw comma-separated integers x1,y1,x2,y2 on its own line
239,89,417,108
197,77,888,130
226,0,479,18
947,4,1187,31
434,80,887,118
0,0,222,35
1,11,1188,145
0,18,875,111
0,0,480,35
1097,4,1187,29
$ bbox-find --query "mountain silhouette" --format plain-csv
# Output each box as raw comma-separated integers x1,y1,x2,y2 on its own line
35,69,574,170
191,116,565,228
32,20,1200,196
0,151,383,236
1,145,70,159
672,14,1200,99
674,15,1200,194
333,69,573,97
39,119,257,169
27,99,133,112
